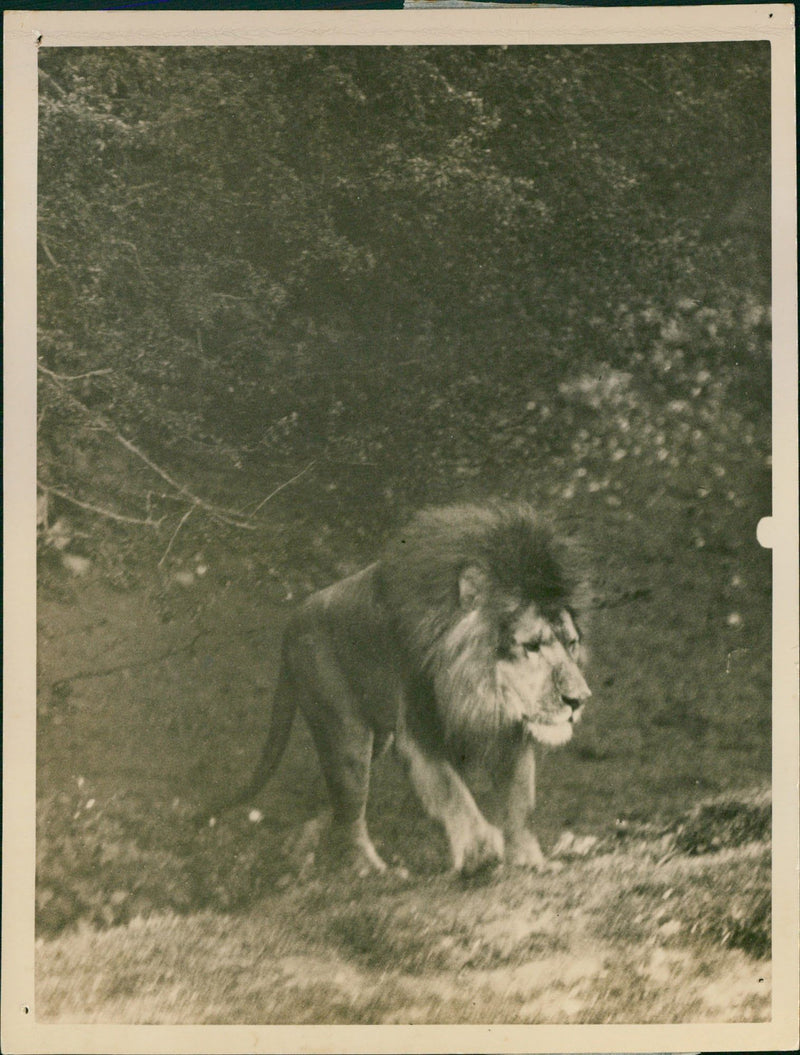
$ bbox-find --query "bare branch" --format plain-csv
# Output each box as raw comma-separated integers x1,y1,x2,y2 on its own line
47,629,207,686
38,365,113,383
158,506,195,567
39,239,61,268
242,461,316,520
38,364,257,530
39,67,67,97
40,483,165,528
39,365,313,533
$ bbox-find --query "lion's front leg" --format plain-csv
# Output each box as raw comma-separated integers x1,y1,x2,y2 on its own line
501,739,546,869
395,723,503,875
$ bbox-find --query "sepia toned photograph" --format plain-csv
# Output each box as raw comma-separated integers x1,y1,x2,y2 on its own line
3,6,798,1053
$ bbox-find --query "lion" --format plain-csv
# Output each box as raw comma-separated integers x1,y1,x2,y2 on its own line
215,501,591,876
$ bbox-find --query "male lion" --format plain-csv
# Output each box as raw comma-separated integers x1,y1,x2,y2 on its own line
220,502,591,876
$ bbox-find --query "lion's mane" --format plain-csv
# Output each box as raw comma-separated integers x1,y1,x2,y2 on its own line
379,502,575,749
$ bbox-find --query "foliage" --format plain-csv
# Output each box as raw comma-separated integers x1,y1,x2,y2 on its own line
36,785,291,935
37,43,770,570
37,790,194,934
672,788,771,856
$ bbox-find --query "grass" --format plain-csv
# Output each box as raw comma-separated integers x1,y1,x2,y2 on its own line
35,828,770,1024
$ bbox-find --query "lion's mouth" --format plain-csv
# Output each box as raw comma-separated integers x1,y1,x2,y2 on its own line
522,710,577,747
525,721,574,747
523,704,582,728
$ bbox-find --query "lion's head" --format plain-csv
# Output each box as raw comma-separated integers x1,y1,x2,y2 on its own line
380,502,591,751
494,603,589,746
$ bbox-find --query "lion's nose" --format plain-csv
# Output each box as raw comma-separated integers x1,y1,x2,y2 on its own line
562,695,584,713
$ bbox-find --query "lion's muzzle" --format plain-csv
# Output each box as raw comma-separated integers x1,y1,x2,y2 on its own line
562,695,585,724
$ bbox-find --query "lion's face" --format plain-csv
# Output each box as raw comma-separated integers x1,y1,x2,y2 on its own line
433,591,591,749
496,606,590,746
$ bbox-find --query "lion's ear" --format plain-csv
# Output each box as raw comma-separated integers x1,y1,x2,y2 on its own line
458,565,490,609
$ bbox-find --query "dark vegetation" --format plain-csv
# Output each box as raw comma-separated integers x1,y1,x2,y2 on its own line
38,44,770,593
36,43,772,1012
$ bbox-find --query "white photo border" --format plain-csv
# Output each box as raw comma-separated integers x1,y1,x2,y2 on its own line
3,6,797,1053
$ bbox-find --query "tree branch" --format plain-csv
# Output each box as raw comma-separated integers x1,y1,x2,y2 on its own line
158,506,195,567
38,363,257,530
39,366,113,382
40,483,165,528
39,238,61,268
242,460,315,520
38,67,67,97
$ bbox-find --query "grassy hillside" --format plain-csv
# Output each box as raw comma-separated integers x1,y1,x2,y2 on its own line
36,790,770,1024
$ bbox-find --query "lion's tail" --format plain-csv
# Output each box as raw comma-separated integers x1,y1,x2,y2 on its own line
198,663,298,827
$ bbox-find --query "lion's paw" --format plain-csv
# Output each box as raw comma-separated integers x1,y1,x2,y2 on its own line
505,831,547,870
459,823,504,877
329,820,389,875
283,813,328,871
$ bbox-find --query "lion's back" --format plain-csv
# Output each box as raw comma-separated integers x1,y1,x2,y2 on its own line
285,563,404,733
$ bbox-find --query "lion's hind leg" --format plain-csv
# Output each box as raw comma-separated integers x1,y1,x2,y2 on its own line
294,639,388,875
305,715,388,875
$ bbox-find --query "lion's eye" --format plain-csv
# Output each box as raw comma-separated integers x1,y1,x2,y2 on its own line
567,639,580,656
523,641,541,654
